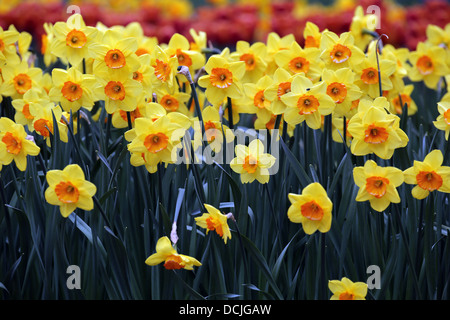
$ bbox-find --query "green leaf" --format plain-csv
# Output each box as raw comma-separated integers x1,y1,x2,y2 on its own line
235,232,284,300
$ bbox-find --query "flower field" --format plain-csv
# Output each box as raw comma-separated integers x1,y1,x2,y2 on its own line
1,0,450,301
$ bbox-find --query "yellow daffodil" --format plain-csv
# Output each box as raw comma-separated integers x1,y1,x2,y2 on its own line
281,76,335,129
49,67,98,113
124,102,191,141
123,22,159,57
51,14,99,67
332,115,353,146
319,31,365,71
149,45,179,89
230,40,267,84
91,29,141,75
263,68,301,115
165,33,205,76
322,68,362,117
44,164,97,218
154,84,191,115
41,73,53,95
353,160,404,212
274,40,323,82
94,67,143,114
347,97,408,159
382,44,410,70
195,204,232,244
408,42,449,90
148,102,192,131
0,117,40,171
434,101,450,140
254,110,294,137
0,26,20,64
189,29,207,53
403,149,450,199
243,75,273,114
198,55,245,105
349,5,379,51
111,94,150,129
197,106,233,152
218,97,249,126
30,102,69,146
375,44,409,95
353,49,396,99
426,24,450,48
389,84,417,116
127,114,187,174
287,182,333,235
41,22,63,67
9,25,31,61
303,22,326,49
230,138,276,184
328,277,368,300
11,88,49,129
145,236,201,270
1,60,43,99
61,111,78,135
264,32,296,76
131,53,154,97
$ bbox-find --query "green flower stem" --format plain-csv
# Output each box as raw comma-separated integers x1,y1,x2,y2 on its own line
37,152,48,176
93,195,114,234
393,202,422,299
227,97,233,130
60,113,88,175
105,113,112,148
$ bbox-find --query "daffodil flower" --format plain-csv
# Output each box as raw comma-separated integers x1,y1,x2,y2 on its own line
11,88,48,130
198,55,245,105
303,22,325,48
263,68,301,115
30,102,69,147
353,49,397,99
94,67,143,114
264,32,296,76
0,117,40,171
319,31,365,71
408,42,449,90
328,277,368,300
45,164,97,218
287,182,333,235
347,97,409,159
230,139,276,184
1,60,43,100
281,75,335,129
165,33,205,76
434,101,450,140
195,204,233,244
230,40,267,84
274,40,323,82
49,67,98,113
51,14,99,67
322,67,362,117
353,160,404,212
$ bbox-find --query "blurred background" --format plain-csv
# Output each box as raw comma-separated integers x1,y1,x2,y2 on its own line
0,0,448,51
